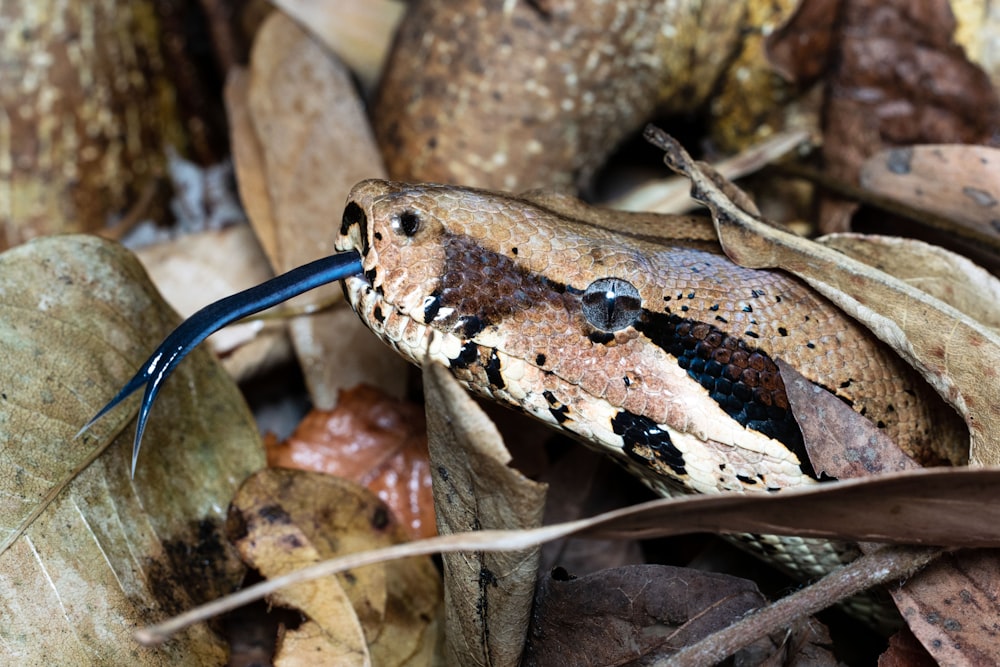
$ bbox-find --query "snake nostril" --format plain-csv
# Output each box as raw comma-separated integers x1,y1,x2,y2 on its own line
340,201,367,237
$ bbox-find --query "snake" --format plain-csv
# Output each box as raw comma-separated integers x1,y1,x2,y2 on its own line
84,178,967,621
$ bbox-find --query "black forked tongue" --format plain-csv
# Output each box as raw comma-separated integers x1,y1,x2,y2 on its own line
79,251,364,477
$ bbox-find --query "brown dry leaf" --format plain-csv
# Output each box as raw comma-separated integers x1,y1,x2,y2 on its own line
266,385,436,540
0,235,264,664
779,359,919,479
135,224,293,381
521,565,787,665
538,448,645,576
137,463,1000,649
815,0,1000,232
230,10,408,408
765,0,839,83
270,0,405,92
879,628,937,667
890,549,1000,665
647,126,1000,465
423,363,547,667
228,468,443,666
375,0,791,191
859,145,1000,249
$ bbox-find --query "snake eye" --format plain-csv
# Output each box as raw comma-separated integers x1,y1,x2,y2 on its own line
582,277,642,332
393,210,421,236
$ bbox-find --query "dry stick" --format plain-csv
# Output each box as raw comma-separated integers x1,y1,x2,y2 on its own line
663,545,944,667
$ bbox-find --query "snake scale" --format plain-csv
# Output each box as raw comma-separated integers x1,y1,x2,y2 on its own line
88,178,967,622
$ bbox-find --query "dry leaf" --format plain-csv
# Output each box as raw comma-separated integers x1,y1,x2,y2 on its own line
423,363,547,667
818,232,1000,330
266,385,436,540
817,0,1000,231
538,447,645,576
521,565,779,665
233,11,407,408
779,359,919,479
270,0,405,92
228,468,443,666
137,462,1000,647
890,549,1000,665
647,126,1000,465
0,235,264,664
879,628,937,667
859,145,1000,249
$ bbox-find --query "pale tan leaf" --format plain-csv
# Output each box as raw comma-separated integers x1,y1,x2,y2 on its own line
646,126,1000,465
270,0,405,92
229,468,443,667
0,235,264,664
225,67,280,262
423,363,547,667
818,233,1000,331
242,12,407,409
135,225,293,381
608,130,812,214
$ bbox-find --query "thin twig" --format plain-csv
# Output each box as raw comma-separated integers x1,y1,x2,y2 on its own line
664,545,944,666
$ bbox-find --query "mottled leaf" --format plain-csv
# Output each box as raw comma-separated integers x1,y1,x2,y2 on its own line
0,235,264,664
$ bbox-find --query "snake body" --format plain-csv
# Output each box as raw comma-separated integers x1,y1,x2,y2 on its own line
335,179,966,583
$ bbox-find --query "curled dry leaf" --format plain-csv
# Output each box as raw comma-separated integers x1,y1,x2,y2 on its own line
647,126,1000,465
228,468,443,666
423,363,547,667
229,11,407,408
266,385,436,540
859,144,1000,250
0,235,264,664
375,0,796,191
648,127,1000,662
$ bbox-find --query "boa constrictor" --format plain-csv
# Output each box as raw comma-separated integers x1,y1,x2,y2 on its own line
86,178,967,624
